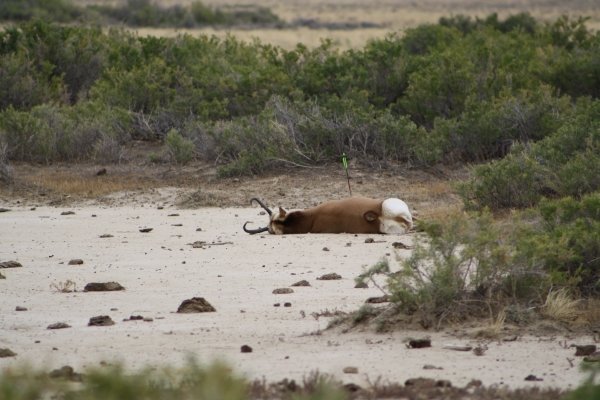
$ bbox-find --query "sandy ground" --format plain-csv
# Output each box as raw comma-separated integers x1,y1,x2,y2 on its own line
0,197,593,390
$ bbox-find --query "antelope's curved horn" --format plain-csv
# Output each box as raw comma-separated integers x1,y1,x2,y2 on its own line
250,197,272,215
243,221,269,234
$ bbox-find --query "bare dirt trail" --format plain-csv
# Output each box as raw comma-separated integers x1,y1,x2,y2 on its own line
0,202,592,390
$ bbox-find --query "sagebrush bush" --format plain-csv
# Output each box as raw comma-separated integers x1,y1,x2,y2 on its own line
1,15,599,170
358,193,600,327
165,129,195,164
460,98,600,210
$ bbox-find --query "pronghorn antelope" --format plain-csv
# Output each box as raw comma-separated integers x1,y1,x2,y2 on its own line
243,197,412,235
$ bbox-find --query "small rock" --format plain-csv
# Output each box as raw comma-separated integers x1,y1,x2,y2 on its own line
408,338,432,348
366,295,390,304
0,348,17,357
139,228,153,233
84,282,125,292
96,168,107,176
127,315,144,321
143,317,153,322
322,247,329,251
274,303,281,307
196,228,202,231
573,344,597,356
99,234,113,238
502,335,518,342
49,365,83,382
524,374,543,381
0,208,10,212
0,260,22,268
68,259,84,265
423,364,443,370
88,315,114,326
291,280,310,287
168,213,180,217
177,297,216,313
15,306,27,311
317,273,341,280
47,322,71,330
354,281,368,288
60,211,75,216
284,302,292,307
343,366,358,374
273,288,294,294
392,241,410,249
364,238,374,243
241,345,253,353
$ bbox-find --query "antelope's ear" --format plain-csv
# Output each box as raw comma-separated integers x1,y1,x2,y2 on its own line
278,207,287,217
363,211,378,222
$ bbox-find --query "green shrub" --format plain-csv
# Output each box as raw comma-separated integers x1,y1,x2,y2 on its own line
0,52,67,110
460,99,600,210
531,193,600,296
357,192,600,328
165,129,195,164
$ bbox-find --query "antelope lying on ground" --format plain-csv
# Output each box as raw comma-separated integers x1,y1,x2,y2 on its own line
243,197,412,235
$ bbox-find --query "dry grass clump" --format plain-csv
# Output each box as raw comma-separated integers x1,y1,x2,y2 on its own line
50,279,77,293
542,289,581,323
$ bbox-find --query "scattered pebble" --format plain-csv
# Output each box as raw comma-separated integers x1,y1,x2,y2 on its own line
284,302,292,307
60,211,75,216
139,228,153,233
407,338,432,349
177,297,216,313
273,288,294,294
15,306,27,311
84,282,125,292
124,315,144,321
343,366,358,374
47,322,71,330
322,247,329,251
88,315,115,326
0,208,10,212
364,238,374,243
0,348,17,358
68,259,84,265
392,241,410,249
274,303,281,307
524,374,543,381
291,280,310,287
241,345,253,353
317,273,341,280
354,282,368,289
168,213,180,217
423,365,443,370
99,234,114,238
0,261,22,268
